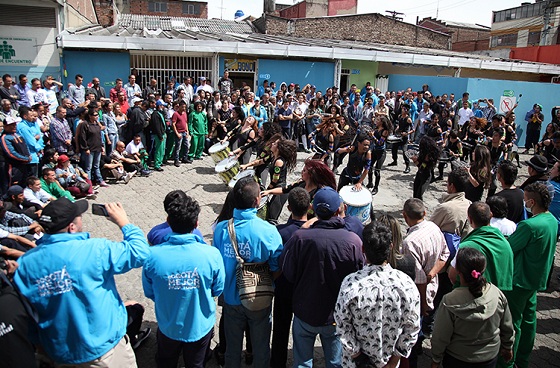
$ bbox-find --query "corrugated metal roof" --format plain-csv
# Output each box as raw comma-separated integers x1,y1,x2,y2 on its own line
118,14,255,34
441,20,490,30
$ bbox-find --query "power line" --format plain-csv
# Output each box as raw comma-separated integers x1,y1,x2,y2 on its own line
385,9,404,21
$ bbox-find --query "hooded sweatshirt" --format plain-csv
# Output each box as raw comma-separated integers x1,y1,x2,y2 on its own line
431,283,514,364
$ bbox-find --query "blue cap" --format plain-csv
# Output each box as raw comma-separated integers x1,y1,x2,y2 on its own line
156,100,167,107
313,187,341,218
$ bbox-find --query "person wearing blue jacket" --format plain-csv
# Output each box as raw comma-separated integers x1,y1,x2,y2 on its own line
143,191,225,368
249,98,268,128
16,105,44,177
213,177,283,368
13,198,150,366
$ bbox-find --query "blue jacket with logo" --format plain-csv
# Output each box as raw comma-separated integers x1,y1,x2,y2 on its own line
13,224,150,364
142,233,225,342
213,208,283,305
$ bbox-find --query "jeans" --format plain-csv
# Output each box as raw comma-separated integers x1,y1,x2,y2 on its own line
107,132,118,154
174,131,190,161
223,303,272,368
292,316,342,368
80,151,103,183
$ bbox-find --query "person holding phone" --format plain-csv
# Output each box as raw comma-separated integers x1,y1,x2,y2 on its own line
13,199,150,367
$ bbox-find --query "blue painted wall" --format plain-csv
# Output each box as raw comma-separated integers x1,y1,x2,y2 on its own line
257,59,335,93
3,66,60,83
389,74,560,144
61,50,130,89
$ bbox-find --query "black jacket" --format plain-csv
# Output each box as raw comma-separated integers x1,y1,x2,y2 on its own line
149,110,166,140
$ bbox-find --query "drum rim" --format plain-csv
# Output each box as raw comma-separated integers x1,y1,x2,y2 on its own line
339,185,373,207
209,141,230,153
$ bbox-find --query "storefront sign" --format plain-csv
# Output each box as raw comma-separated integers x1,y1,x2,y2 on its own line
0,37,37,65
503,90,515,97
351,69,360,74
225,58,255,72
259,73,271,80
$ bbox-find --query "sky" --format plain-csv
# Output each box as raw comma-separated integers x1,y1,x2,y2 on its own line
207,0,522,27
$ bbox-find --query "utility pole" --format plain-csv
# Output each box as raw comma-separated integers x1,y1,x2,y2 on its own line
385,10,404,21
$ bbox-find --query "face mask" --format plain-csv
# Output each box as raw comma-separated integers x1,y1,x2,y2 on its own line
524,201,533,214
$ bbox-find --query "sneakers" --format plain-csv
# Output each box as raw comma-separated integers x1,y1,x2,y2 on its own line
99,181,109,188
123,171,136,184
154,167,164,172
93,185,100,190
387,161,397,167
132,327,151,350
174,160,181,167
403,166,411,174
194,157,203,160
140,170,151,177
85,194,97,200
366,182,374,189
371,187,378,195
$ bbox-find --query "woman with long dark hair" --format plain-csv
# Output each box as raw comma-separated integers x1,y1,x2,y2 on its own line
366,115,392,195
411,136,439,200
265,138,298,223
465,145,492,202
78,109,107,187
336,132,371,191
431,247,514,368
310,117,338,165
222,116,258,165
304,98,322,153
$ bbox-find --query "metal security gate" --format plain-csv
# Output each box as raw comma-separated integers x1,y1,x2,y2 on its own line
130,54,213,89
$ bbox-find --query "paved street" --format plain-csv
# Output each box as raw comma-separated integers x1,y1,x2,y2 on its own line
82,151,560,368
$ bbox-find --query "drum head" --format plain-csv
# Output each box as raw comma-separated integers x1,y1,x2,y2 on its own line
258,195,269,209
209,141,229,154
387,135,402,143
228,169,255,188
339,185,373,207
215,157,238,173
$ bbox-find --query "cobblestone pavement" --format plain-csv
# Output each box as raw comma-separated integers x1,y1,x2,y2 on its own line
82,151,560,368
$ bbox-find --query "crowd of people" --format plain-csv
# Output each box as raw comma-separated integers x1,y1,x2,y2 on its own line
0,70,559,368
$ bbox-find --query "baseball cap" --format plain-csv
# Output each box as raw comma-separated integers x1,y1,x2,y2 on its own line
313,187,341,219
5,116,21,125
131,97,142,104
57,154,70,164
156,100,168,107
39,198,89,234
199,76,206,81
526,155,548,173
7,185,23,197
311,85,316,89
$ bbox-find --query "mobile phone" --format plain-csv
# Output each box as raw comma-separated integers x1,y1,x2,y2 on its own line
91,203,109,217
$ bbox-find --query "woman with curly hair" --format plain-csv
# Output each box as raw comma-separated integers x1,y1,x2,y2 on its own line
461,117,487,161
266,138,298,223
411,136,439,200
222,116,258,165
465,145,492,202
238,123,283,186
366,115,392,194
310,117,338,165
336,132,371,191
263,158,336,218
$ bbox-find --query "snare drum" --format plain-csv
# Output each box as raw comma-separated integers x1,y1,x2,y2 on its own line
257,195,269,220
339,185,373,224
215,157,240,185
209,141,231,163
228,169,256,189
387,134,403,144
405,143,420,160
438,150,453,163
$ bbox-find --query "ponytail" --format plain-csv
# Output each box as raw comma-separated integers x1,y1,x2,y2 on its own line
456,247,487,298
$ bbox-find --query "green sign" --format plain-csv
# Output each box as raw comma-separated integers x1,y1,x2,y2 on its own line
503,90,515,97
0,37,37,65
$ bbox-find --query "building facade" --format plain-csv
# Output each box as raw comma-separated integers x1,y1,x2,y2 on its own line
418,17,490,52
278,0,358,19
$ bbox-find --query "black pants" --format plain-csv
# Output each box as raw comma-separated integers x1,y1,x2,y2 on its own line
413,168,432,201
267,193,288,225
6,163,28,186
442,353,498,368
126,303,145,346
367,149,386,188
525,128,540,150
391,140,410,165
270,279,293,368
337,168,360,191
156,328,213,368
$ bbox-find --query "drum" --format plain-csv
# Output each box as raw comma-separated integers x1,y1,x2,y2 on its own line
215,157,240,185
461,141,475,151
339,185,373,224
257,195,269,220
228,169,256,189
438,150,454,163
209,141,231,163
451,160,470,170
511,144,519,153
387,134,403,144
405,143,420,160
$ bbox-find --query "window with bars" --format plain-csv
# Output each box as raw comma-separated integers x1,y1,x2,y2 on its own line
130,54,213,90
148,1,167,12
182,3,201,15
528,31,541,45
491,33,518,48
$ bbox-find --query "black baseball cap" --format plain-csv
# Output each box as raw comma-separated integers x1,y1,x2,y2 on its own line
39,198,88,233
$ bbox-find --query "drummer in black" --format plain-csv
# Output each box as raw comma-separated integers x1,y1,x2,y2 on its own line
336,133,372,191
434,130,463,181
265,138,297,224
332,116,356,174
486,127,508,197
388,103,414,173
366,115,392,195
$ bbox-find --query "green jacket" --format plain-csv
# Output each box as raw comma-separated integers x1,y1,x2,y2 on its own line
41,178,75,202
188,111,208,135
459,226,513,291
508,211,557,291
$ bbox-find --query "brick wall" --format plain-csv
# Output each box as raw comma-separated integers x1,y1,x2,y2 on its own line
128,0,208,18
93,1,115,27
418,18,490,50
265,14,450,50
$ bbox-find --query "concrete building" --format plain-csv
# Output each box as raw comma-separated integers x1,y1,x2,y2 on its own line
278,0,358,19
418,17,490,52
125,0,208,19
490,0,560,64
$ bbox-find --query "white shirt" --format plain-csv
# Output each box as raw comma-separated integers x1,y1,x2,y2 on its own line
490,217,517,237
458,107,474,126
26,88,47,107
23,187,52,207
125,140,144,155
